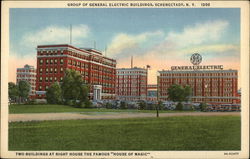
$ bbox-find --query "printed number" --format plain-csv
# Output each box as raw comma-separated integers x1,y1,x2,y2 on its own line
201,3,210,6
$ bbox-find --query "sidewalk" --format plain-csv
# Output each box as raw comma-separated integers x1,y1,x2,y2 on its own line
9,112,240,122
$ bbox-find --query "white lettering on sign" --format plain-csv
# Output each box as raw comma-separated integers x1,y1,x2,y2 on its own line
171,65,223,71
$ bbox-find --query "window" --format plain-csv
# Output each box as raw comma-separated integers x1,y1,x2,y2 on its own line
54,77,57,81
54,59,58,63
60,77,63,82
39,85,42,90
39,77,42,82
39,68,43,73
60,59,64,64
46,59,49,64
45,77,48,82
45,85,49,90
50,77,53,82
50,59,53,64
60,67,63,72
54,68,57,73
50,68,53,73
46,68,49,73
40,59,43,64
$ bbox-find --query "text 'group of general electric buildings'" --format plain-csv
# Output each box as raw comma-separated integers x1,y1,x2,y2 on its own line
17,44,241,107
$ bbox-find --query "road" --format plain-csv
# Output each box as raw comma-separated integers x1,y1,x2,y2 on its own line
9,112,240,122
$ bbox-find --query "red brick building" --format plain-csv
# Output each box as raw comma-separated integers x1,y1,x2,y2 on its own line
36,44,116,100
116,67,147,101
16,64,36,98
157,69,240,105
147,84,157,101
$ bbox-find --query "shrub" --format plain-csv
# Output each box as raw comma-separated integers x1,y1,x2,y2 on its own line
199,103,207,112
138,101,146,110
84,100,93,108
120,101,127,109
25,99,36,105
105,102,113,109
175,103,183,110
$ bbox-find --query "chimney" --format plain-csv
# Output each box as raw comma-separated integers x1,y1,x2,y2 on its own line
131,56,133,68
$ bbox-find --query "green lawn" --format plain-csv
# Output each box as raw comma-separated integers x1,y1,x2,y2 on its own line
9,116,240,150
9,104,192,114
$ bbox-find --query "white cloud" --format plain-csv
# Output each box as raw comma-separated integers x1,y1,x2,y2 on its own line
107,31,164,57
166,20,229,48
21,24,90,47
107,20,230,58
182,44,239,55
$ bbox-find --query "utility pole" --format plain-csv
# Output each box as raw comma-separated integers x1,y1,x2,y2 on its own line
70,24,72,45
94,41,96,49
105,46,107,56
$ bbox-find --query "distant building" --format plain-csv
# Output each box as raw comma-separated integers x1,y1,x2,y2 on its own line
158,69,239,105
157,53,240,108
16,64,36,97
147,84,157,101
36,44,116,100
116,67,147,101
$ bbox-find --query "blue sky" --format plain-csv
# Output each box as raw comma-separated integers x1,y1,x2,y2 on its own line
9,8,240,84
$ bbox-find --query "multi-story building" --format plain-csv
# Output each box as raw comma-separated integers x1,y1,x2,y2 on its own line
147,84,157,101
35,44,116,100
158,69,239,105
16,64,36,97
116,67,147,101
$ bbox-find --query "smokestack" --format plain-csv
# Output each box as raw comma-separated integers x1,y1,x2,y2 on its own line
131,56,133,68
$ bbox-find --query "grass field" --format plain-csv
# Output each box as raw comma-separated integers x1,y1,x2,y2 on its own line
9,116,240,150
9,104,193,114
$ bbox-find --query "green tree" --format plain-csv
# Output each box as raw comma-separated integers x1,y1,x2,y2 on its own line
183,85,192,102
17,80,31,103
46,82,62,104
8,82,19,104
78,84,89,107
61,69,89,106
167,84,192,110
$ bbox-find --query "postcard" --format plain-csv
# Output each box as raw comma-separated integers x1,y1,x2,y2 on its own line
1,1,249,158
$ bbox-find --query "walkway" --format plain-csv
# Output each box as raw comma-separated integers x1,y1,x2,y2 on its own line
9,112,240,122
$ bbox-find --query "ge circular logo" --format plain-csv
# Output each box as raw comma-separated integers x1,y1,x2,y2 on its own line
190,53,202,65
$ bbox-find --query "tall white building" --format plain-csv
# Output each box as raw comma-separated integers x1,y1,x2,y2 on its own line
16,64,36,97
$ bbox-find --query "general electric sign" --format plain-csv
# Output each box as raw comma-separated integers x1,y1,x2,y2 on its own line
171,53,223,71
190,53,202,65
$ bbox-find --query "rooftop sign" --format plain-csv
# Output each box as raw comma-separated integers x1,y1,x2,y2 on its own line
171,53,223,70
171,65,223,71
190,53,202,65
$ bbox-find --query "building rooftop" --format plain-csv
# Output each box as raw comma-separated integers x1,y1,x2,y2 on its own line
117,67,146,70
17,64,35,69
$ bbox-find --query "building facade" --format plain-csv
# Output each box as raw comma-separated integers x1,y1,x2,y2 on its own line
16,64,36,97
36,44,116,100
147,84,157,101
157,69,239,105
116,67,147,101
